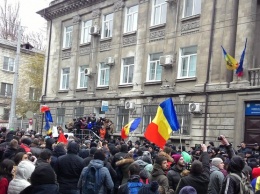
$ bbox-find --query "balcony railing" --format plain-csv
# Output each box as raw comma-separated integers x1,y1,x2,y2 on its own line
248,68,260,86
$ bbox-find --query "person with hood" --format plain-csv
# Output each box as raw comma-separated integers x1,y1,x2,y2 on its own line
83,147,97,167
118,163,143,193
44,138,55,154
55,141,84,194
207,157,224,194
50,143,66,169
20,164,58,194
151,156,174,194
0,159,15,194
78,149,114,194
175,144,210,194
167,154,185,191
7,160,35,194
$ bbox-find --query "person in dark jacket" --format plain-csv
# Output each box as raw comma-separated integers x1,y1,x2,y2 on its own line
208,157,224,194
50,143,66,169
151,156,174,194
2,139,19,160
20,163,58,194
167,154,185,191
219,136,248,194
55,141,84,194
175,144,210,194
78,149,114,194
29,138,42,158
35,149,52,167
83,147,97,167
118,163,143,194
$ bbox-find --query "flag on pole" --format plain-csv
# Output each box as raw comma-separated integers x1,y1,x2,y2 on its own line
121,117,142,139
41,105,53,131
144,98,180,148
236,38,247,77
221,46,239,70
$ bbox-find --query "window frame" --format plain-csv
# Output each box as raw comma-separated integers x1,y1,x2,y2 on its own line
3,56,15,72
1,83,12,97
102,13,114,39
56,108,65,127
146,53,163,82
142,105,158,133
121,57,135,84
81,20,92,44
29,87,40,101
124,5,139,33
183,0,201,18
177,46,197,79
62,25,73,48
60,68,70,90
116,106,129,132
74,107,84,118
77,66,88,89
151,0,167,26
97,63,110,87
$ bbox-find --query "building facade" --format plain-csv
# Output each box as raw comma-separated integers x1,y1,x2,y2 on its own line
37,0,260,147
0,39,44,129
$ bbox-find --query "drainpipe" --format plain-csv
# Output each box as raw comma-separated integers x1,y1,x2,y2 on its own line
226,0,239,87
41,18,52,135
203,0,217,143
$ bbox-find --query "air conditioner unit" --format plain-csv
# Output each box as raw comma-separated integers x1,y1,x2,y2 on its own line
84,68,92,76
189,103,202,113
125,101,135,109
159,55,174,67
105,57,115,66
89,25,100,35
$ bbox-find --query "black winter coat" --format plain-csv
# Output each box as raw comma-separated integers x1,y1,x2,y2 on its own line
175,152,210,194
167,165,183,190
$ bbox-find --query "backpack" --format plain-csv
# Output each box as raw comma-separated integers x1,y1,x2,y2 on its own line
128,182,143,194
230,173,254,194
82,166,101,194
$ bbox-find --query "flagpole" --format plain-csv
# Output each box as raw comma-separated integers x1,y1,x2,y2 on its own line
127,130,136,143
179,95,186,152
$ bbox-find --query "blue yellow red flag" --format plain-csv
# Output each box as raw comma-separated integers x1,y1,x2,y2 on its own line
221,46,239,70
121,117,142,139
144,98,179,148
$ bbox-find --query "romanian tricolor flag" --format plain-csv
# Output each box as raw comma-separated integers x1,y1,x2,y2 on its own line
121,117,141,139
221,46,239,70
144,98,179,148
236,38,247,77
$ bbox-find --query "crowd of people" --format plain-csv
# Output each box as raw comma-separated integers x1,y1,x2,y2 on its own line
0,126,259,194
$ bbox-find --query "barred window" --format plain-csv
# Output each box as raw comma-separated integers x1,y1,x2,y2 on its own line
57,108,65,127
116,106,129,132
74,107,84,118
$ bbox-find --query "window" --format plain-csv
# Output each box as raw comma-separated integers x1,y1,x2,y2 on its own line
29,87,40,101
121,57,134,84
151,0,167,26
102,13,113,38
60,68,70,90
175,104,191,135
147,53,163,81
78,66,88,88
2,108,9,120
3,56,14,71
183,0,201,18
124,5,138,33
81,20,92,44
97,63,110,87
142,105,157,133
57,108,65,127
116,106,129,132
63,26,73,48
74,107,84,118
178,46,197,78
1,83,12,96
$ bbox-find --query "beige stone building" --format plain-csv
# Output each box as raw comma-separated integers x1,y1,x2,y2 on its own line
0,39,43,128
37,0,260,147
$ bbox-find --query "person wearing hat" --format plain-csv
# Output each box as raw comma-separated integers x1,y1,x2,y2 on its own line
167,154,185,191
179,186,197,194
253,143,260,159
20,164,58,194
208,157,224,194
78,149,114,194
175,144,210,194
